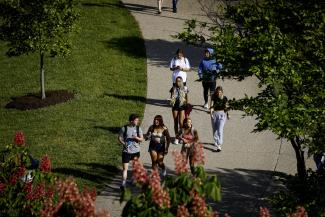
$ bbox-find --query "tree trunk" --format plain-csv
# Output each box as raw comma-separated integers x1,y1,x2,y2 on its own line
40,52,46,99
290,136,307,181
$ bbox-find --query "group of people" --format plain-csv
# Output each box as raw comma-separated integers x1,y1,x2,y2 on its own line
117,48,229,189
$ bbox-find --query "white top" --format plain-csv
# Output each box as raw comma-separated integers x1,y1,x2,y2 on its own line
169,57,190,83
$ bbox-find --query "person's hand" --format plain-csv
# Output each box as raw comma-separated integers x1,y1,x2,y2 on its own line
123,142,128,149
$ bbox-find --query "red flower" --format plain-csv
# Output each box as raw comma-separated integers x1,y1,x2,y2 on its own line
193,143,205,165
17,165,26,177
132,159,148,185
0,182,6,193
172,150,188,174
14,131,25,146
288,207,308,217
33,182,46,200
259,207,271,217
149,169,170,208
177,204,190,217
9,174,18,185
190,190,209,217
40,155,51,172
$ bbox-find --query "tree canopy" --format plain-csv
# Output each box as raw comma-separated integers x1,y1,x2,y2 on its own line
177,0,325,179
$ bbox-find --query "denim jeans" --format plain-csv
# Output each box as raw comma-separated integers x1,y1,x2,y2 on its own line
211,111,226,146
172,0,178,11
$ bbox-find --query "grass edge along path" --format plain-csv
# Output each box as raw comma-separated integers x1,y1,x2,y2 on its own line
0,0,147,190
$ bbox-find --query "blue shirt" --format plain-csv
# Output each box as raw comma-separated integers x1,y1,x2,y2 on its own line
198,58,223,81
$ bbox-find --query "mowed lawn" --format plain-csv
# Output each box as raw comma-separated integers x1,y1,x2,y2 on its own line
0,0,146,189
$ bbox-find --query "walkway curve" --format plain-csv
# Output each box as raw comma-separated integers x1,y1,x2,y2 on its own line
96,1,313,216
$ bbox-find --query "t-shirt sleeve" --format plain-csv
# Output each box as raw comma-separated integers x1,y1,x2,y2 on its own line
139,127,143,137
185,58,190,69
170,58,175,69
119,127,124,138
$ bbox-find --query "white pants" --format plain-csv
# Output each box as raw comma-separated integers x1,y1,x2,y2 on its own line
211,111,226,146
157,0,163,12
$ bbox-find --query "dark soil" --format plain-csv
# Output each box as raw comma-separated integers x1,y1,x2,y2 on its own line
5,90,75,110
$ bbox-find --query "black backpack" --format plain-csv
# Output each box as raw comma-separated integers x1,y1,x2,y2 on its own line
123,125,140,141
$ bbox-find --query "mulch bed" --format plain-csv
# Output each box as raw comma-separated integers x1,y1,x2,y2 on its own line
5,90,75,110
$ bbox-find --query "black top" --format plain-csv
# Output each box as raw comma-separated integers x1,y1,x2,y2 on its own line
212,95,228,111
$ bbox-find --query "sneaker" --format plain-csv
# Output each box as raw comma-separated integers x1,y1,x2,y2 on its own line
203,103,209,109
174,139,179,145
216,145,222,152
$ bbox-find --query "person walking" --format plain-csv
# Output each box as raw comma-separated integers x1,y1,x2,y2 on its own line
177,118,199,174
210,86,229,152
172,0,178,13
145,115,171,176
170,48,190,88
198,48,223,109
170,76,188,144
157,0,163,14
118,114,144,189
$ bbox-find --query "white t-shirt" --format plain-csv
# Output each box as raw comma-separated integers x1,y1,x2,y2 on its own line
169,57,190,83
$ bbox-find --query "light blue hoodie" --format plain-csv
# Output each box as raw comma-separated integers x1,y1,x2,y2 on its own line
198,48,223,81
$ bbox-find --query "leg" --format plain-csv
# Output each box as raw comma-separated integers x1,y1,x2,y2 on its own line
172,0,177,12
172,110,179,135
122,163,129,186
218,113,226,146
150,150,158,170
157,153,166,176
209,81,216,103
213,113,221,145
178,110,185,129
157,0,162,13
202,82,209,105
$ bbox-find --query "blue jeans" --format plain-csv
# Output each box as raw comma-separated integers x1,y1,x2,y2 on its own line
172,0,178,11
212,111,226,146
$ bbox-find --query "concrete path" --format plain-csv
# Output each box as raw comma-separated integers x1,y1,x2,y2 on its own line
96,0,314,216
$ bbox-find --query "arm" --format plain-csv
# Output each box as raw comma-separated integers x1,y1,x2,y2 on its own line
198,61,203,78
193,129,199,143
210,96,214,115
164,128,171,154
181,58,191,72
144,126,152,141
133,127,145,143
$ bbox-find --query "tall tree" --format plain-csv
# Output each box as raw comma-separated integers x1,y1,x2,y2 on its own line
177,0,325,181
0,0,79,99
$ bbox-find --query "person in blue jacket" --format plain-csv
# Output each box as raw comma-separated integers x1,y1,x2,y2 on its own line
198,48,223,109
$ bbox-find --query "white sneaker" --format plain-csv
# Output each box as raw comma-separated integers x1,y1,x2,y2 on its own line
216,145,222,152
174,139,179,145
203,103,209,109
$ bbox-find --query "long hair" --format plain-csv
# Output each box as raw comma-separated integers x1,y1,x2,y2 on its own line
182,118,199,142
153,115,165,128
175,76,184,89
213,86,224,98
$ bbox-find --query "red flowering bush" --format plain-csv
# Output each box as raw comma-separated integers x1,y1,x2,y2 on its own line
0,132,109,217
14,131,25,146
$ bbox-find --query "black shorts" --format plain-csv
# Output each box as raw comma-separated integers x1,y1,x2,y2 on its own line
122,152,140,163
148,142,165,154
172,104,186,111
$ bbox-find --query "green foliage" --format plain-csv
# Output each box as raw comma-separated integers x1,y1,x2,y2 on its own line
177,0,325,171
0,0,80,56
0,144,56,217
120,166,221,217
269,169,325,217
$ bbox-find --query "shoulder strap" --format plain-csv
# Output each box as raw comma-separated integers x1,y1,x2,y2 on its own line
136,126,140,137
123,125,127,140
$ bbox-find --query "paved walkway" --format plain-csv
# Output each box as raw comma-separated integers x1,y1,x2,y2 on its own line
96,1,314,216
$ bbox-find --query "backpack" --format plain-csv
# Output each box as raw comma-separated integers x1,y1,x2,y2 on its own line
123,125,140,141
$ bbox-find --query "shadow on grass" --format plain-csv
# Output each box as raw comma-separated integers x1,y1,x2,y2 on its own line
103,36,146,58
52,163,119,188
104,93,171,108
94,126,120,134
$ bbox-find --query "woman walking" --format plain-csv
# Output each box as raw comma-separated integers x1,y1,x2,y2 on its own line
177,118,199,174
210,86,229,152
170,76,188,144
169,49,190,88
145,115,171,176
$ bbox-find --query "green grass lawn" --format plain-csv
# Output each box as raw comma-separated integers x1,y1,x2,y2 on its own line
0,0,146,189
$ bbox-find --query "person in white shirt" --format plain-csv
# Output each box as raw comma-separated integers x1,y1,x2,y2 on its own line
169,49,191,87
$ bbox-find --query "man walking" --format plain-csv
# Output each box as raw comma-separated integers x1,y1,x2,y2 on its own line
118,114,144,190
198,48,223,109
